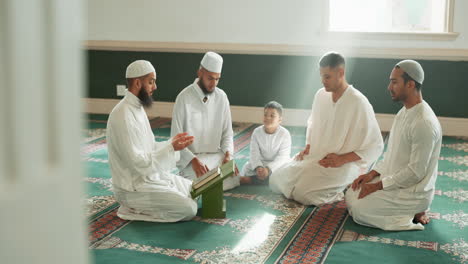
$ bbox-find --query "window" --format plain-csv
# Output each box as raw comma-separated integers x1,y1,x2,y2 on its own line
327,0,455,35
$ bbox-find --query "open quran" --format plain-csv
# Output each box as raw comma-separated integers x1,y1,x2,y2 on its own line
192,167,221,190
190,160,236,218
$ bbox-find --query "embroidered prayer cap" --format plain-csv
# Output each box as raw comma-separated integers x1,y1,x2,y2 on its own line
200,51,223,73
396,60,424,84
125,60,156,78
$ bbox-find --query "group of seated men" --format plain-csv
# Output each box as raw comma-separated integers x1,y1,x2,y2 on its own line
106,51,442,230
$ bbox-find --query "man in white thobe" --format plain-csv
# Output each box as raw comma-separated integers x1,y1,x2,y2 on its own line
346,60,442,231
107,60,197,222
270,52,384,206
171,51,240,191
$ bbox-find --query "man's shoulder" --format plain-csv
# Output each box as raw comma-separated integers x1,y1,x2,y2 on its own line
420,101,438,119
211,88,230,107
413,103,442,135
314,88,326,97
347,86,369,101
343,86,374,112
107,100,133,129
310,88,327,106
394,106,406,117
410,118,442,142
176,84,196,100
108,99,127,119
214,87,228,98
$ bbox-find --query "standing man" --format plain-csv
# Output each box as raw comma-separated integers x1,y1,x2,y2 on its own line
107,60,197,222
171,52,240,191
346,60,442,231
269,52,384,206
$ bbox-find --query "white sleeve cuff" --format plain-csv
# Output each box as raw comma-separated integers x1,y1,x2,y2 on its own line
381,176,398,190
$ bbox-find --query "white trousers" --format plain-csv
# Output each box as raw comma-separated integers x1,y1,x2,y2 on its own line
270,159,360,206
345,177,433,231
113,175,198,223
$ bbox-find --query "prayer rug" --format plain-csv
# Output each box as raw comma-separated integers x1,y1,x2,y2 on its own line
84,115,467,263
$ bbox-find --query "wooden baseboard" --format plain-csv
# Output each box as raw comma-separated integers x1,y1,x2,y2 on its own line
83,98,468,136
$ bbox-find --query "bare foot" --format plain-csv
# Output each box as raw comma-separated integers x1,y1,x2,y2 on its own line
413,211,430,225
240,176,252,185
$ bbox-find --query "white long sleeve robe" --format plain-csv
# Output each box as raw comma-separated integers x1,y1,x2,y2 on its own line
107,91,197,222
346,101,442,230
171,78,239,190
270,86,384,206
241,125,292,176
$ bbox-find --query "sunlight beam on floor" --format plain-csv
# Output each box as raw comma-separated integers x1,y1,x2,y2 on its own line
232,213,276,253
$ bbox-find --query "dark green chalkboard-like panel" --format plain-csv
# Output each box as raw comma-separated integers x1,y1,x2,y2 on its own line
87,50,468,118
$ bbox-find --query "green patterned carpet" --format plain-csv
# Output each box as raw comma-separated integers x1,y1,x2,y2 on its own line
84,114,467,264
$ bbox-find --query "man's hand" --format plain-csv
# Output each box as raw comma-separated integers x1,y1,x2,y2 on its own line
358,181,383,199
222,151,239,176
294,144,310,161
191,157,209,178
256,167,270,180
351,170,379,191
318,153,346,168
171,132,194,151
222,151,231,164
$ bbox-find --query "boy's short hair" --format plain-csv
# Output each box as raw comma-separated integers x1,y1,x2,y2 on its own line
264,101,283,116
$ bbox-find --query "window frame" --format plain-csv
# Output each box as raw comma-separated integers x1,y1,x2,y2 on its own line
323,0,458,40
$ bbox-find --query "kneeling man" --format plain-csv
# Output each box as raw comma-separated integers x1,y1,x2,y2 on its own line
270,52,384,206
107,60,197,222
346,60,442,230
171,52,240,190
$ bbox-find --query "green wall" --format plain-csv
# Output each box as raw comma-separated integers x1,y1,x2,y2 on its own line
87,50,468,118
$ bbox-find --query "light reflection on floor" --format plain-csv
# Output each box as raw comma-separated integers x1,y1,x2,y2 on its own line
232,213,276,253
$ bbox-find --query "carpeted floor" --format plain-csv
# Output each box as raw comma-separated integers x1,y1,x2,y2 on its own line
84,114,467,264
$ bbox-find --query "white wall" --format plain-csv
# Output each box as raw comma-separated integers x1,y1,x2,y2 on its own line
87,0,468,49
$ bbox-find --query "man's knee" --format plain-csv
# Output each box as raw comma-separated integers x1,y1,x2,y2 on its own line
345,188,376,217
169,197,197,221
180,200,198,221
292,188,343,206
344,188,357,207
269,171,286,194
345,188,362,209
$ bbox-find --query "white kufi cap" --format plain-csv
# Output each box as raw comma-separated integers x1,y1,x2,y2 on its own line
396,59,424,84
125,60,156,78
200,52,223,73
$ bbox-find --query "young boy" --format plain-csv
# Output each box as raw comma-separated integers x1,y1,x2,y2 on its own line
240,101,292,184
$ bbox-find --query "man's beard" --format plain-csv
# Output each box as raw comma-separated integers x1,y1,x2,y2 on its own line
138,86,153,108
391,92,406,102
198,80,214,95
